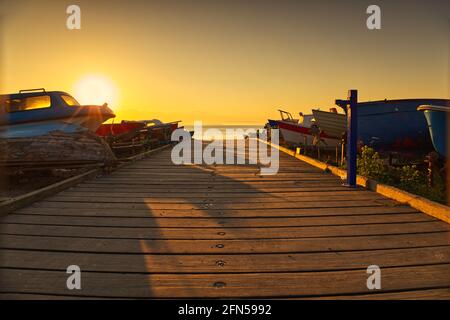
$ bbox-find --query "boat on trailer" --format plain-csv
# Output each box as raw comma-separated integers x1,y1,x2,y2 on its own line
0,89,117,166
418,104,450,157
96,119,182,157
272,109,340,148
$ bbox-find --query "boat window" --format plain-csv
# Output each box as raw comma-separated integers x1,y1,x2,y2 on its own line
61,95,81,107
3,95,51,113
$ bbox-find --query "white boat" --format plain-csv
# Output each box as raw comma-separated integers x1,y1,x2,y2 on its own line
275,109,340,148
312,108,347,139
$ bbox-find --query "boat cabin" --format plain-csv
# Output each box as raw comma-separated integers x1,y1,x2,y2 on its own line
0,89,115,138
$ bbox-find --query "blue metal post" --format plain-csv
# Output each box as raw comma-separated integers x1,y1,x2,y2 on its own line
346,90,358,187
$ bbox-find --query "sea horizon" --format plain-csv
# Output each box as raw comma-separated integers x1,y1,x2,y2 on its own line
184,124,265,141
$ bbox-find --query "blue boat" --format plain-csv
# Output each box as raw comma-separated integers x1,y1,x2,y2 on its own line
0,89,115,138
418,105,449,157
335,98,450,151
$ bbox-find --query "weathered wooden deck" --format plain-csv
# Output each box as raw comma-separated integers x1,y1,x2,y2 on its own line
1,141,450,299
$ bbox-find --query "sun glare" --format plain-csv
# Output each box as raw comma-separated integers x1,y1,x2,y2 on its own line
73,75,119,108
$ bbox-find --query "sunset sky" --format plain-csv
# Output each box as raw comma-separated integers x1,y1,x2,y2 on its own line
0,0,449,125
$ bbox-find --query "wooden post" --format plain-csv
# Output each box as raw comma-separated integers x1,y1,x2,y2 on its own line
336,90,358,187
346,90,358,187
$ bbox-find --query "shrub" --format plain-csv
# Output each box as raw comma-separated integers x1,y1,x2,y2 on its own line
397,165,421,189
355,146,446,204
357,146,391,183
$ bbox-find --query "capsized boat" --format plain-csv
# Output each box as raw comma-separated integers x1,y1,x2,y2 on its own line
0,88,115,138
333,98,450,151
418,105,450,157
272,109,340,148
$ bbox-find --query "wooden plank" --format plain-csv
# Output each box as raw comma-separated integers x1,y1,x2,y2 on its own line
80,180,344,186
116,144,174,164
57,189,379,198
3,288,450,300
1,222,447,240
14,205,419,218
1,213,435,228
118,167,323,173
114,167,324,173
46,193,386,203
75,184,349,191
128,163,313,168
26,199,397,210
109,172,332,178
2,246,450,274
1,232,448,254
1,264,450,298
98,176,340,182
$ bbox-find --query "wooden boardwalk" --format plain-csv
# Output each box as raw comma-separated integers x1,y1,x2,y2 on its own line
1,141,450,299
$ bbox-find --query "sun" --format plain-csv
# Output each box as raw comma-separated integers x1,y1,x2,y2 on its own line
73,75,119,108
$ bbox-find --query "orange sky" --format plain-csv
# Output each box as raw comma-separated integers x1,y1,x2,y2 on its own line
0,0,449,125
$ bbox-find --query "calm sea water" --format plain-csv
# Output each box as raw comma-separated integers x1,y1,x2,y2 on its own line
183,125,264,141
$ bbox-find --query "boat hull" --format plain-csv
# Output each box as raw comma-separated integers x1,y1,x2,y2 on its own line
333,99,450,151
0,114,110,139
312,110,346,139
277,121,340,148
418,105,449,157
96,120,180,143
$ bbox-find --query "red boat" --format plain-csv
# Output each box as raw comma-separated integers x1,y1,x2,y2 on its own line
274,110,340,148
96,119,181,156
